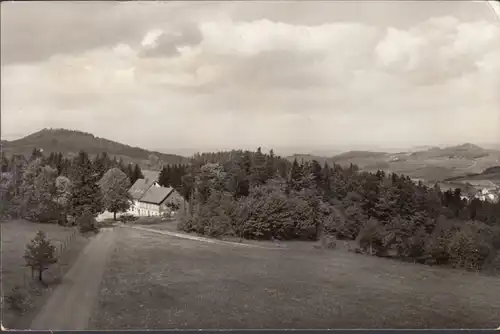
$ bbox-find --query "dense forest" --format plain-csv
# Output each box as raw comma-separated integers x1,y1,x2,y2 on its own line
177,148,500,272
1,147,500,273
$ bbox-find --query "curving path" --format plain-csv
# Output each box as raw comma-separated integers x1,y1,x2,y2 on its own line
30,228,117,330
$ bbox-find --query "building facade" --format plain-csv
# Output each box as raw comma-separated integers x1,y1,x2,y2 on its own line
128,177,185,217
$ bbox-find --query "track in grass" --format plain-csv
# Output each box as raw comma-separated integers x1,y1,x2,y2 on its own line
30,228,118,330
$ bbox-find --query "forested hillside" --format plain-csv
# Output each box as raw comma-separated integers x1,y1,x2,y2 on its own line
2,145,500,273
176,148,500,272
1,128,189,169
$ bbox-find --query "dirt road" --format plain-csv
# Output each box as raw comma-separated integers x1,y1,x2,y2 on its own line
128,224,282,249
30,228,117,330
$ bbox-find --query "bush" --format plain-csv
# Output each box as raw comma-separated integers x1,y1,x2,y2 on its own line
241,185,318,240
77,211,99,233
178,191,237,238
37,201,67,225
316,235,336,249
357,218,387,256
448,222,496,271
177,210,195,232
120,213,138,223
424,234,451,265
334,204,367,240
5,286,30,314
404,229,428,259
179,182,327,241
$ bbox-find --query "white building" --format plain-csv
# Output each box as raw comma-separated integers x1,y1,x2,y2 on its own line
128,178,185,217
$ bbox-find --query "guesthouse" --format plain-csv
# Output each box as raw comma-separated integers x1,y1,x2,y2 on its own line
136,186,184,217
128,178,159,216
128,177,185,217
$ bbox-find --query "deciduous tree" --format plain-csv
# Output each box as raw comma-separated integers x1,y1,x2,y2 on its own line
99,168,131,220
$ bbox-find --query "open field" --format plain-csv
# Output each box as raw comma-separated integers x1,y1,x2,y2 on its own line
1,220,88,329
89,226,500,329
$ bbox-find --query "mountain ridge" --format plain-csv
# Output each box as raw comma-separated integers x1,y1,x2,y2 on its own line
1,128,190,169
285,143,500,182
2,128,499,180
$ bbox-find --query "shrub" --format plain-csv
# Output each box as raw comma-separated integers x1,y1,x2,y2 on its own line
335,204,367,240
404,228,428,259
37,201,67,225
5,286,30,314
357,218,387,256
448,222,496,271
424,234,451,265
77,211,99,234
316,235,337,249
178,191,237,238
120,213,138,223
177,210,195,232
242,185,314,240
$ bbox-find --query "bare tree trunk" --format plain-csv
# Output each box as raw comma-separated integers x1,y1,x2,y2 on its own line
113,211,117,221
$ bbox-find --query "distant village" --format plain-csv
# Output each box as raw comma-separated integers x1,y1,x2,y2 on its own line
412,178,500,204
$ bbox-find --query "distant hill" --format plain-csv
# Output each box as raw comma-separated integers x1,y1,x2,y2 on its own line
286,151,388,166
445,166,500,184
1,128,190,170
286,154,330,165
331,150,388,162
285,144,500,183
411,143,491,160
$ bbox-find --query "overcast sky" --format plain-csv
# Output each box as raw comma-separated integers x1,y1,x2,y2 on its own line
1,1,499,154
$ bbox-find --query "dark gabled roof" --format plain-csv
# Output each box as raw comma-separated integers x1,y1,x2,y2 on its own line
139,186,173,205
129,178,156,200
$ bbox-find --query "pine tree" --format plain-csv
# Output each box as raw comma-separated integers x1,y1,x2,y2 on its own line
69,153,103,219
310,160,323,189
250,147,268,187
24,230,57,283
159,166,170,187
131,164,144,184
322,162,332,199
1,154,9,173
92,153,111,180
288,159,304,191
30,148,44,162
226,152,250,198
266,149,276,180
126,163,134,183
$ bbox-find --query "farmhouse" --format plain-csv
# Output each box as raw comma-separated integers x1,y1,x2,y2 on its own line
128,178,184,217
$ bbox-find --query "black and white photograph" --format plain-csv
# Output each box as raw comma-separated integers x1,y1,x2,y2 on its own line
1,0,500,330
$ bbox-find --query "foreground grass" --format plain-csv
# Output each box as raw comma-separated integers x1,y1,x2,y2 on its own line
90,227,500,329
1,220,89,329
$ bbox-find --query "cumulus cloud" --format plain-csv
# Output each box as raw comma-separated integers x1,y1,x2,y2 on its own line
1,1,499,150
375,16,500,85
140,24,203,58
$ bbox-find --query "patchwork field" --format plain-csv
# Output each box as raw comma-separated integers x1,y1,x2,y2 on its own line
89,226,500,329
